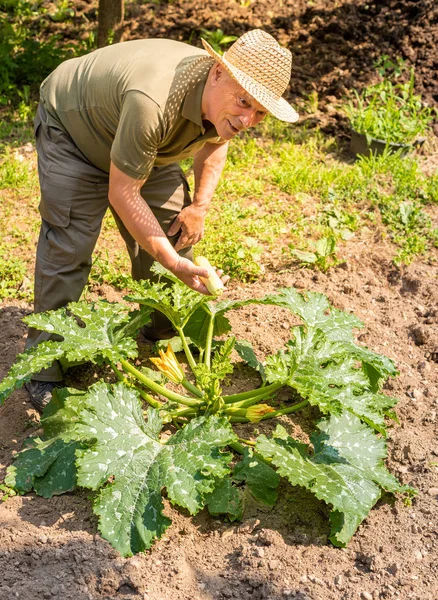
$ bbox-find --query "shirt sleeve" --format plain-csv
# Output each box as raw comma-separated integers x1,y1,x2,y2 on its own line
110,90,164,180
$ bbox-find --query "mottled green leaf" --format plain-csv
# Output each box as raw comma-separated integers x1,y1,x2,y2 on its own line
265,325,397,433
75,382,237,556
234,340,266,382
206,477,243,522
233,448,280,506
5,388,88,496
25,301,138,364
260,287,362,342
256,412,413,546
0,342,64,404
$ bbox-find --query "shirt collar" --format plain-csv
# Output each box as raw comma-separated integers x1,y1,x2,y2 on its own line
181,57,214,133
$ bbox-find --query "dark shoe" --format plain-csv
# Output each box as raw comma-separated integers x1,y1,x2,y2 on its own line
24,380,61,414
140,323,176,342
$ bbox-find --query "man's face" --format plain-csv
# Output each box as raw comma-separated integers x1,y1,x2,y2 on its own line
202,65,268,140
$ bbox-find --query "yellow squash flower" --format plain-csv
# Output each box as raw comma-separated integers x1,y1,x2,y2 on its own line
150,344,184,384
246,404,276,423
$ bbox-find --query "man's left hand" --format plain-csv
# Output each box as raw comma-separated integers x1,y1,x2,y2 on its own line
167,205,206,251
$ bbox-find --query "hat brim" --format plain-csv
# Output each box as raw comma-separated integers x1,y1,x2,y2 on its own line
201,38,299,123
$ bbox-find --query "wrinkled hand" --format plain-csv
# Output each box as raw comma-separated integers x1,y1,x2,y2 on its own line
171,257,229,296
167,205,206,251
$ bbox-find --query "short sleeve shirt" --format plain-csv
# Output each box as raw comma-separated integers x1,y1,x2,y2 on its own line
39,39,224,179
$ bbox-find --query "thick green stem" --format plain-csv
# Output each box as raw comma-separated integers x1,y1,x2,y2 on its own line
182,379,204,399
138,389,162,409
223,382,283,405
230,440,272,466
175,326,197,373
110,361,161,408
268,399,309,419
238,437,256,446
119,358,201,407
204,314,215,369
168,406,198,419
229,440,246,455
228,399,309,423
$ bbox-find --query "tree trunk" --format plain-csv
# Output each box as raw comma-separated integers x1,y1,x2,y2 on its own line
97,0,125,48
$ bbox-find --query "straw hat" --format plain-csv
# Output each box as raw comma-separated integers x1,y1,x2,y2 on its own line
201,29,299,123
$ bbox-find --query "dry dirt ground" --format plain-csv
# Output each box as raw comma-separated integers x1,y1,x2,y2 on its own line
1,1,438,600
1,234,437,600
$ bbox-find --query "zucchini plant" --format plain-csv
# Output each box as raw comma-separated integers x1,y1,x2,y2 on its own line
0,264,413,556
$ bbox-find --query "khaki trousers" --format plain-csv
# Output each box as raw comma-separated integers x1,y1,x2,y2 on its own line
27,103,192,381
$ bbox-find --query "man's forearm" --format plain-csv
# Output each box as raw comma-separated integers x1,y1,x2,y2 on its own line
192,141,229,212
108,163,181,272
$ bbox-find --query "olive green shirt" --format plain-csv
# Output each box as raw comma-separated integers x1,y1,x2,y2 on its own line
40,39,223,179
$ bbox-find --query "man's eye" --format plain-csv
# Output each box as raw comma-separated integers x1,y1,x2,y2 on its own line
238,97,248,107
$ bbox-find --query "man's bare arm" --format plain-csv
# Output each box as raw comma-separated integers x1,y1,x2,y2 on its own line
168,141,229,250
108,161,211,293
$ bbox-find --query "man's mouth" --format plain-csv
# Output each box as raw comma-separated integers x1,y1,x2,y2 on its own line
227,120,239,134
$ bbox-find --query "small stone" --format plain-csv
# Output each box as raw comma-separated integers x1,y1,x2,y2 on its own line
38,535,48,544
255,548,265,558
268,560,280,570
411,524,420,534
361,592,373,600
308,575,324,585
412,389,423,400
299,575,308,584
257,529,276,546
413,550,423,561
427,487,438,496
334,574,343,586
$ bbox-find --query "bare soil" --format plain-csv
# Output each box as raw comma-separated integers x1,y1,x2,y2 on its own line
1,2,438,600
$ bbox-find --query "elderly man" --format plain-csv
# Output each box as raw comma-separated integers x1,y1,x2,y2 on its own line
25,29,299,411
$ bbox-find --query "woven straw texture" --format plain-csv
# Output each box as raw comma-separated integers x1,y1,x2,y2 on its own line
201,29,299,123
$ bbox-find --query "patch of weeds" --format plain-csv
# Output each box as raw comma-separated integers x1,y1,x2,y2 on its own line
89,251,133,290
0,147,37,190
290,232,341,272
0,249,32,301
197,200,265,281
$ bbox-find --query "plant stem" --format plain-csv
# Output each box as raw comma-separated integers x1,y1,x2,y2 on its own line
138,389,162,409
223,382,283,404
228,440,246,455
119,358,201,407
268,399,309,419
110,361,161,408
168,406,198,419
237,437,256,446
204,314,215,369
228,399,309,423
176,326,197,372
182,379,204,399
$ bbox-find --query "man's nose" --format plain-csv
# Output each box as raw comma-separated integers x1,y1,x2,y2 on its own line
239,110,256,128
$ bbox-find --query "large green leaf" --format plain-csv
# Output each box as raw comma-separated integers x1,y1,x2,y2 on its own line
126,276,207,329
25,301,139,364
259,287,363,342
234,340,266,382
265,326,397,433
233,447,280,506
0,342,64,404
5,388,87,496
206,448,279,522
0,301,140,404
206,476,243,522
75,382,237,556
256,412,413,546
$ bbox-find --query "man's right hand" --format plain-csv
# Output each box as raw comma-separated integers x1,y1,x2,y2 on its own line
171,256,228,295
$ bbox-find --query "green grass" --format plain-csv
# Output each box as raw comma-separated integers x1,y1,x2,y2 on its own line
0,111,437,303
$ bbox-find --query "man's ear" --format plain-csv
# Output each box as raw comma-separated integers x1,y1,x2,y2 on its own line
210,63,224,86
